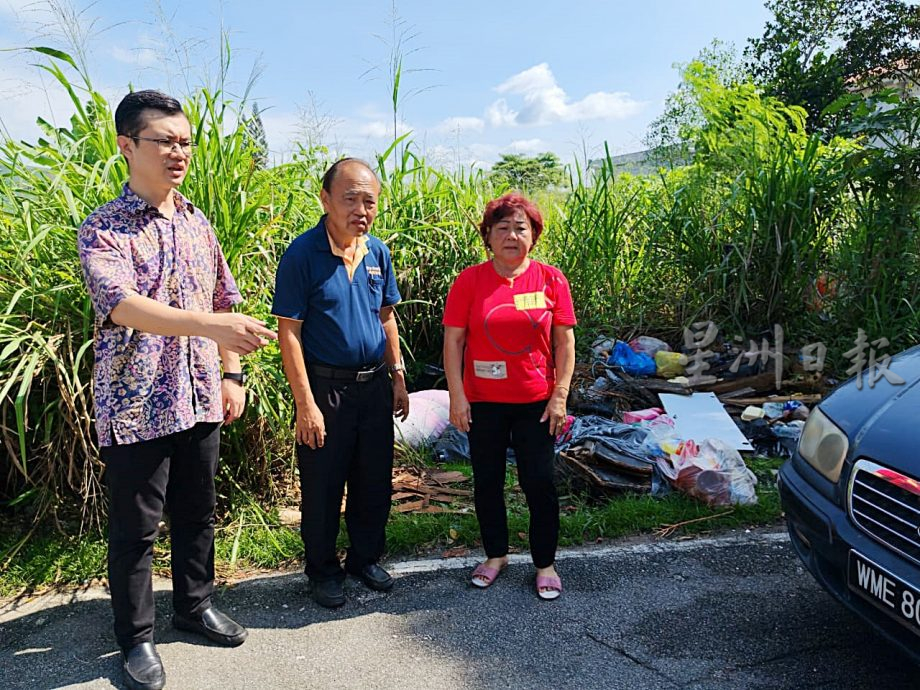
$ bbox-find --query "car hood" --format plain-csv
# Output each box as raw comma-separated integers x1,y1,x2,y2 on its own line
820,344,920,473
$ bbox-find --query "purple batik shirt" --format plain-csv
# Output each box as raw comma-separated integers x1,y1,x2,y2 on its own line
78,184,243,447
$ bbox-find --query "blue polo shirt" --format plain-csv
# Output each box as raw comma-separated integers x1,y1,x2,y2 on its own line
272,216,401,368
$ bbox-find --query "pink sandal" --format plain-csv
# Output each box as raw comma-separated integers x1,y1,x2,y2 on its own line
471,562,506,588
535,574,563,600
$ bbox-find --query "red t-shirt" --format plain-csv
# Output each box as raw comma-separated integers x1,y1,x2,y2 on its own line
442,260,577,404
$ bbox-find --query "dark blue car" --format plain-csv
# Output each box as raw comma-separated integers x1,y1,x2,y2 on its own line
779,344,920,663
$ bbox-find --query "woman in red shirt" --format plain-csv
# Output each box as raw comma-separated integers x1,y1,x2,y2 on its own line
443,193,576,600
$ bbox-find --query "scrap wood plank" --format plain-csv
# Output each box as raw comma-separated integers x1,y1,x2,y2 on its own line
394,500,425,513
695,373,776,395
721,394,822,406
717,387,757,401
427,471,469,484
393,482,434,495
424,485,472,496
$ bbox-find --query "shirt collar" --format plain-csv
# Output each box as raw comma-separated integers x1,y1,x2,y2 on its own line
317,215,370,254
119,182,194,216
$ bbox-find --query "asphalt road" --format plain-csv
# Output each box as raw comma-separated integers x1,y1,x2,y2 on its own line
1,530,918,689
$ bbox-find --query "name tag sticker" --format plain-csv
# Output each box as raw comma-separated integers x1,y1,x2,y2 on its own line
513,292,546,310
473,360,508,379
367,266,382,277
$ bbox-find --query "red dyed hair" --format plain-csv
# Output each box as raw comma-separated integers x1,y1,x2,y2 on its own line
479,193,544,248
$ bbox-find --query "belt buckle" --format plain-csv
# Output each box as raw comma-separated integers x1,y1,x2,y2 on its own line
356,369,375,382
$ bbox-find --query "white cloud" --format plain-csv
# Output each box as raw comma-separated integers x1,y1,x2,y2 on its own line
489,63,645,126
506,138,546,154
356,119,411,139
435,115,485,134
486,99,517,127
111,46,158,68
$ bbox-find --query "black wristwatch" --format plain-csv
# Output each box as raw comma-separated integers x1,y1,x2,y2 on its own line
222,372,247,385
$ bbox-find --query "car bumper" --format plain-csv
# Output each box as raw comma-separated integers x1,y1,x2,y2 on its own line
779,457,920,664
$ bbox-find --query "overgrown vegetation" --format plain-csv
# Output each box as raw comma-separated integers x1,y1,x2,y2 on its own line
1,13,918,590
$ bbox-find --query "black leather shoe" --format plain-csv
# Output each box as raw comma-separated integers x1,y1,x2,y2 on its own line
348,563,394,592
122,642,165,690
173,607,248,647
308,578,346,608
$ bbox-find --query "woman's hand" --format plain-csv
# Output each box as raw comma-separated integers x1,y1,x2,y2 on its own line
449,391,472,432
540,389,569,436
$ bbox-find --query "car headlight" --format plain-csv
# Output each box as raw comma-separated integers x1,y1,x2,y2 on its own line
797,407,849,483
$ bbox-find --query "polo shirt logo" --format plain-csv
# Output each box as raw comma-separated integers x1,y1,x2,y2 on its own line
367,265,382,277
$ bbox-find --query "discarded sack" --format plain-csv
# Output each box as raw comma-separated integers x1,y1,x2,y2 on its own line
394,390,450,447
608,341,656,377
655,438,758,506
654,350,687,378
629,336,671,357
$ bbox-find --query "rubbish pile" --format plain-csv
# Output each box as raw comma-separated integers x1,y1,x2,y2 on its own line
394,325,827,507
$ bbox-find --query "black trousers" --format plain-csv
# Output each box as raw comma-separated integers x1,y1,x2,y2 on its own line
468,401,559,569
101,422,221,650
297,368,394,583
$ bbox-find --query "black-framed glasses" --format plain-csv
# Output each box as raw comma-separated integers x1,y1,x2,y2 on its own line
130,136,196,155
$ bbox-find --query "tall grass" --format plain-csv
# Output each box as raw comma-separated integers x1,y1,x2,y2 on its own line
0,51,917,542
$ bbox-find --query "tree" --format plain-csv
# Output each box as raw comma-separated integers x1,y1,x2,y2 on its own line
244,102,268,169
490,152,564,190
645,40,748,162
746,0,920,133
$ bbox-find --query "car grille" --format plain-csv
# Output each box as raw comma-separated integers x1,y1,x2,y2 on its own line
849,459,920,566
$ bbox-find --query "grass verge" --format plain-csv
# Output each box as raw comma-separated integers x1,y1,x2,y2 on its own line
0,457,784,597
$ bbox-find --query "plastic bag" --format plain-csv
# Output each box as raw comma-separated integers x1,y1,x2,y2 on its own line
638,414,681,458
607,341,656,377
654,350,687,378
655,438,758,506
623,407,664,424
629,336,671,357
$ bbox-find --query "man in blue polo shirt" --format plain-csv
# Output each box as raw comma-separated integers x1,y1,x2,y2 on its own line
273,158,409,608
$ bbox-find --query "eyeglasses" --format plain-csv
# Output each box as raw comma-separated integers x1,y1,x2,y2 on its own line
130,136,197,155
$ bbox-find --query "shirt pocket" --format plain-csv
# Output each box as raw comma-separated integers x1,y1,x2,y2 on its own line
367,275,385,311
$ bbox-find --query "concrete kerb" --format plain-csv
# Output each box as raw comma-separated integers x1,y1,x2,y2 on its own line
0,529,789,622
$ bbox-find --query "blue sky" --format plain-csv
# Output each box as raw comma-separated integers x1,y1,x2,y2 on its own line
0,0,771,167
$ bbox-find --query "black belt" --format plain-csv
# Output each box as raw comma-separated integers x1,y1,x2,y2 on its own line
308,361,387,382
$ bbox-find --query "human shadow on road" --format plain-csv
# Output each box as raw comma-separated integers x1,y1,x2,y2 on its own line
2,544,920,689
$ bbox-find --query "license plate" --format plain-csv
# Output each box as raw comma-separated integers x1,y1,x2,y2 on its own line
848,550,920,637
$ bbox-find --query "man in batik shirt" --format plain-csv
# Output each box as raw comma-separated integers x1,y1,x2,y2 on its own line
78,90,276,690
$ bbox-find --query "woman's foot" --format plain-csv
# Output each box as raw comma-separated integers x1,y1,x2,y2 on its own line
471,556,508,588
535,564,562,600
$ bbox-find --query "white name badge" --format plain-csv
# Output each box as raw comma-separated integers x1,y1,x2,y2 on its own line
473,360,508,379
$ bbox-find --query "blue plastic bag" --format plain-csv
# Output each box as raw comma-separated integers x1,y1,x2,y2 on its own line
607,341,656,377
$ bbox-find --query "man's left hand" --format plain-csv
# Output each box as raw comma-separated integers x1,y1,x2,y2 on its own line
393,379,410,422
222,379,246,424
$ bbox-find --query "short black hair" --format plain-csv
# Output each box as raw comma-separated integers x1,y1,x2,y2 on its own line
321,158,378,192
114,90,185,138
